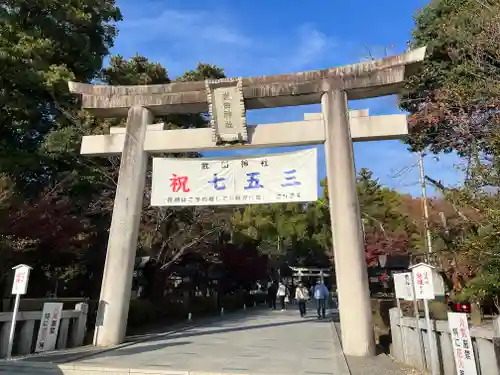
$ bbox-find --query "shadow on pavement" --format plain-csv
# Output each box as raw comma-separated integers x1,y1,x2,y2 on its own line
0,360,66,375
10,307,337,367
142,313,337,343
125,306,268,342
92,340,191,357
15,346,117,363
12,307,276,364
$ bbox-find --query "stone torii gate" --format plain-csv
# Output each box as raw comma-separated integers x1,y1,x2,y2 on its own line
68,47,426,357
290,267,331,281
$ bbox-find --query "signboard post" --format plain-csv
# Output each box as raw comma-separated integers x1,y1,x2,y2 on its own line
393,272,409,361
6,264,32,359
394,272,425,365
411,263,445,375
35,302,64,352
448,312,478,375
493,316,500,371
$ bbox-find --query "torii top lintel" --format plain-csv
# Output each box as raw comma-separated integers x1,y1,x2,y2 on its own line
69,47,426,118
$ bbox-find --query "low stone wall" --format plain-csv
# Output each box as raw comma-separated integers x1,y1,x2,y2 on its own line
1,298,87,313
0,302,88,358
390,308,500,375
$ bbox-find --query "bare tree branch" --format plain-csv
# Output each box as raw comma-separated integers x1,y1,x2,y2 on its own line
160,225,226,271
425,175,472,222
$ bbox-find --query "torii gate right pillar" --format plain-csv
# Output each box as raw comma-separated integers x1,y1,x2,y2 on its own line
322,89,375,356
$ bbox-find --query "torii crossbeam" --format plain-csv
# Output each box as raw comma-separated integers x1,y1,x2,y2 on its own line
81,109,407,155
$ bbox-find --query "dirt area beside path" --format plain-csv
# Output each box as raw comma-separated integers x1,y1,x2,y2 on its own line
345,353,428,375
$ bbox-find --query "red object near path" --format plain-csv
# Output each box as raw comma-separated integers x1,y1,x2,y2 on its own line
445,295,471,313
379,272,389,282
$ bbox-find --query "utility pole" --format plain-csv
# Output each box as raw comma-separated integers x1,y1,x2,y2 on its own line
418,151,434,263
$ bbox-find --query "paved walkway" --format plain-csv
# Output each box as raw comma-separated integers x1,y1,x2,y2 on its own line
0,306,418,375
0,306,349,375
74,307,347,374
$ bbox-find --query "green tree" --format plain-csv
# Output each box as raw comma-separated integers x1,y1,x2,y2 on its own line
0,0,122,296
458,258,500,312
400,0,500,155
0,46,231,298
356,169,416,265
442,155,500,309
357,168,410,234
0,0,122,195
231,203,312,261
232,169,416,269
401,0,500,310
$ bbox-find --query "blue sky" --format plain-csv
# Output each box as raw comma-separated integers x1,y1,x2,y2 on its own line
111,0,464,196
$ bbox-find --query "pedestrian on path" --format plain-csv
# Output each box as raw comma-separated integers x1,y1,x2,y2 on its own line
295,282,309,317
313,280,329,319
276,281,287,311
267,281,277,310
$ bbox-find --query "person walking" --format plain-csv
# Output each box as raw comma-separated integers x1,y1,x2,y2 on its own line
295,282,309,317
313,280,329,319
276,281,287,311
288,284,295,305
267,281,277,310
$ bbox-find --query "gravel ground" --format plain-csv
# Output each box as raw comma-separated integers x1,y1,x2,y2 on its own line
333,320,428,375
345,354,428,375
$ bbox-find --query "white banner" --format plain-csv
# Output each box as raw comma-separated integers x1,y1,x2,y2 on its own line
35,303,63,352
448,312,478,375
151,148,318,206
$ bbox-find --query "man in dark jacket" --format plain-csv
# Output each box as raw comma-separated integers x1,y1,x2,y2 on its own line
313,280,329,319
267,281,277,309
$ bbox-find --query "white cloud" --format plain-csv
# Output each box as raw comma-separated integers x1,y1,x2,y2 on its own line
118,9,252,47
112,3,336,77
286,23,332,70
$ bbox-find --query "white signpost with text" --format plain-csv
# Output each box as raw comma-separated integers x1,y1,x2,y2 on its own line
35,302,64,352
393,272,411,361
394,272,415,301
6,264,32,359
448,312,478,375
151,148,318,206
393,271,426,364
410,263,445,375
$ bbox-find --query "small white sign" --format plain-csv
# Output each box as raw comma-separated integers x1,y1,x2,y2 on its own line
394,272,415,301
393,273,405,298
151,148,318,206
11,264,31,295
411,263,436,300
448,312,478,375
402,272,415,301
35,303,63,352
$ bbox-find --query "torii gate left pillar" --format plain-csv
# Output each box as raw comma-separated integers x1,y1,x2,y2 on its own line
92,106,153,346
68,46,426,356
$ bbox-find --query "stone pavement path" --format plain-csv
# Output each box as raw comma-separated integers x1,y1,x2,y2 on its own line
62,306,348,375
0,306,421,375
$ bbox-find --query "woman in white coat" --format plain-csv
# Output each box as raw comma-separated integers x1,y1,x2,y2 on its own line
276,282,287,311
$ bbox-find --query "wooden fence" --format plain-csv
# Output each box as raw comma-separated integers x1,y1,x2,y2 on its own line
0,302,88,358
390,308,500,375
